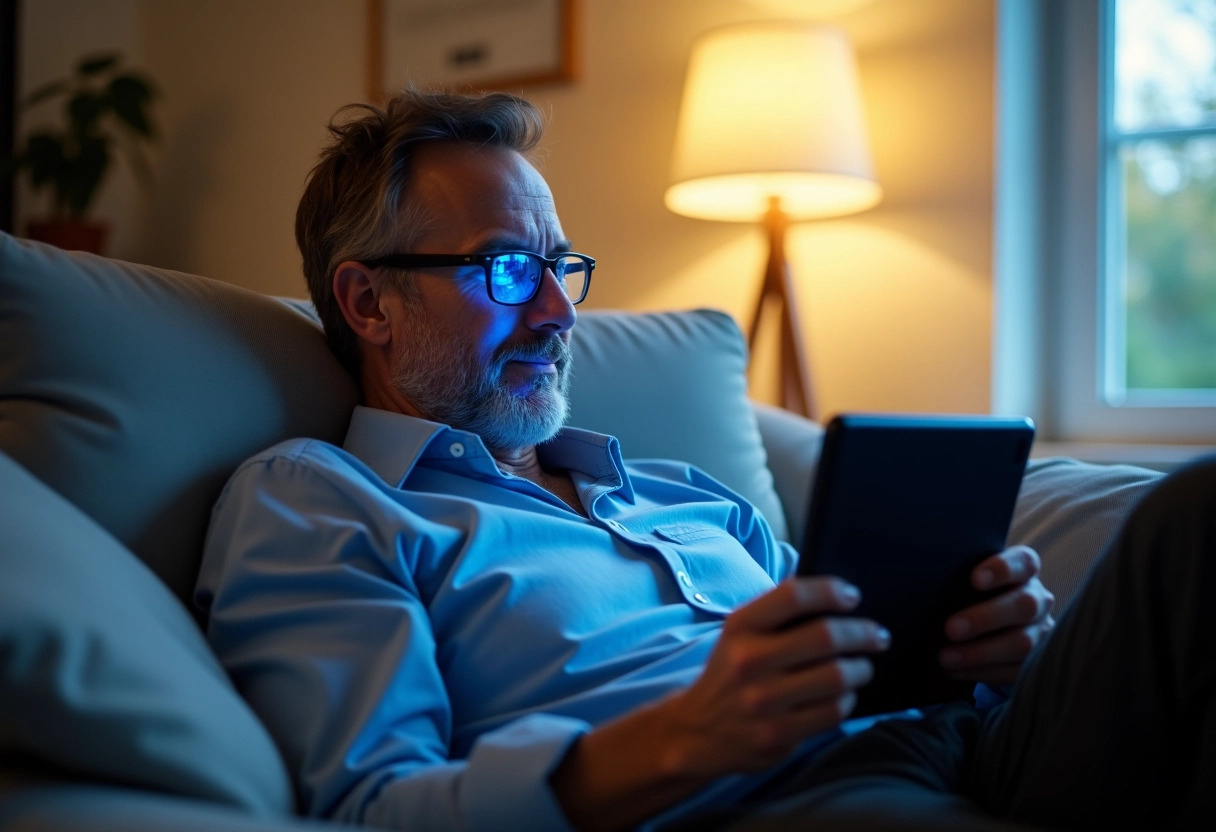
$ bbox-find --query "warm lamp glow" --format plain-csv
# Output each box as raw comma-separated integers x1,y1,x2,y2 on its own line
665,23,881,222
666,22,881,418
666,172,880,222
744,0,875,19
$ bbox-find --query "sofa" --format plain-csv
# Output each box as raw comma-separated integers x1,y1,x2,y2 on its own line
0,230,1165,831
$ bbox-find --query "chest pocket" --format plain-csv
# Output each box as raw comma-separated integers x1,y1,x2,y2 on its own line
652,524,776,610
653,524,728,544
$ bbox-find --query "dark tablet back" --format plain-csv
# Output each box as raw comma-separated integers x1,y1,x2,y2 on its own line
799,414,1035,716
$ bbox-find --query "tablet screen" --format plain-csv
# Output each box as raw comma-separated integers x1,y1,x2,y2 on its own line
798,414,1034,716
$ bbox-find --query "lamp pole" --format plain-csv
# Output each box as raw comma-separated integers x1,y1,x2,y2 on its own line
747,195,816,419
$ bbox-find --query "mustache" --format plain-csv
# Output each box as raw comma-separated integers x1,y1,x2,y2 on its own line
499,336,571,365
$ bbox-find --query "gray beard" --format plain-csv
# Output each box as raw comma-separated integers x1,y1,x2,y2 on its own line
390,326,571,453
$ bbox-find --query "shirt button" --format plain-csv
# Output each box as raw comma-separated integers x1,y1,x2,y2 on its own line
693,592,710,604
448,442,465,458
677,571,693,587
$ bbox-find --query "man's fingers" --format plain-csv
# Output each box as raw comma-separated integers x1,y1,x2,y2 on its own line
940,617,1055,672
781,615,891,666
718,615,890,680
787,657,874,707
946,581,1054,641
785,692,862,741
972,545,1041,591
737,657,875,716
726,577,863,633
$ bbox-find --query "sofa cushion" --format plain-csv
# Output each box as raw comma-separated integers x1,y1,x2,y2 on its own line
0,233,359,601
751,402,826,545
1010,457,1163,611
569,309,788,541
0,452,293,815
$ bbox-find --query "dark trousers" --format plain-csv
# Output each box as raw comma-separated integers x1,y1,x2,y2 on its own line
664,455,1216,831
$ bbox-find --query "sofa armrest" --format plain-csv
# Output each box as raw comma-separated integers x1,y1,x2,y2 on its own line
752,402,824,547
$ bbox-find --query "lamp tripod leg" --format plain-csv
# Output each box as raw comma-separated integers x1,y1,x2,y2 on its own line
747,198,817,421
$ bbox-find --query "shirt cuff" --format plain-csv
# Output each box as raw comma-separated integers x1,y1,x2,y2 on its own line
461,713,592,832
974,682,1013,709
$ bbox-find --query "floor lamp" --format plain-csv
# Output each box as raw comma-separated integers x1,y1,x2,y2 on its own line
665,22,882,419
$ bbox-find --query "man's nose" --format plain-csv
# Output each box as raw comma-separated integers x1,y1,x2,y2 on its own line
524,268,577,333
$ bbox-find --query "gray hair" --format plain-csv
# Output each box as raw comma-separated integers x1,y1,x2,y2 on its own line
294,87,545,374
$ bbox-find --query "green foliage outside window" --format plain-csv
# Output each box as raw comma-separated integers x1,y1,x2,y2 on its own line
1114,0,1216,393
1123,140,1216,389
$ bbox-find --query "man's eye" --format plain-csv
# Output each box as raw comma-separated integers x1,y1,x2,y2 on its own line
490,265,518,288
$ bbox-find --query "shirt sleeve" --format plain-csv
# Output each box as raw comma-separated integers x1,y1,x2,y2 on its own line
195,444,590,832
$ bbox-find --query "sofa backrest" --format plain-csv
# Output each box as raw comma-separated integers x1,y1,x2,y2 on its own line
0,234,359,600
0,233,785,602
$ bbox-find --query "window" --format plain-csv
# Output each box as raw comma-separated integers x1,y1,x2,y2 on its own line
995,0,1216,443
1107,0,1216,403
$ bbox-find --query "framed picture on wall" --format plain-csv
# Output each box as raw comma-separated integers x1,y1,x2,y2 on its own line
368,0,577,100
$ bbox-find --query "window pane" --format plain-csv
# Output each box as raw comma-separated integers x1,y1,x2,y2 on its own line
1115,0,1216,131
1118,136,1216,391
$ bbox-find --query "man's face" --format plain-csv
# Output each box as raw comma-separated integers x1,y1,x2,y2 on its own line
384,143,577,452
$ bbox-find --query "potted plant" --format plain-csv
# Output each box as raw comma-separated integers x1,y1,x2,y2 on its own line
1,52,158,254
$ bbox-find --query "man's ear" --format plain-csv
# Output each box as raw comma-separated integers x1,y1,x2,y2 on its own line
333,261,392,347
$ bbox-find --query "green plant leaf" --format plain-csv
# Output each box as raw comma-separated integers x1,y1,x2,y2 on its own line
23,133,66,188
67,91,105,135
62,136,110,217
77,53,120,76
22,79,69,108
109,75,156,137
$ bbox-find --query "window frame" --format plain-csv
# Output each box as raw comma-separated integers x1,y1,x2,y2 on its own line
994,0,1216,443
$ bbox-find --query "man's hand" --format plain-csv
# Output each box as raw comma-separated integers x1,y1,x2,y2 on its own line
551,580,886,832
657,578,890,779
939,545,1056,685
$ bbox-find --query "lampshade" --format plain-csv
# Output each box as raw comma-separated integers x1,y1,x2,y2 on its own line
744,0,875,18
666,22,881,222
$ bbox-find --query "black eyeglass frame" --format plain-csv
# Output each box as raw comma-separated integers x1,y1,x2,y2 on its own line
362,250,595,306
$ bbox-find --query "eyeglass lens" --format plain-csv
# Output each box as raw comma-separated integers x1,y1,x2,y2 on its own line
489,254,589,304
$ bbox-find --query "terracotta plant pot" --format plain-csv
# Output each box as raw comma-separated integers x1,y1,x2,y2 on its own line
26,220,109,255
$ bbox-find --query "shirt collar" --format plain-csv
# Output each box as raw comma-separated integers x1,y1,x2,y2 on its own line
342,406,451,486
341,405,630,493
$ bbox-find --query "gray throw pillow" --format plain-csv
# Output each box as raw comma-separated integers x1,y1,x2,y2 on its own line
0,452,293,815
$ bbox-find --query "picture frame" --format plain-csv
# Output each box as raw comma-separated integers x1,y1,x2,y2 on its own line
367,0,577,100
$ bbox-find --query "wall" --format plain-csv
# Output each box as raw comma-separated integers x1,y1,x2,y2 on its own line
14,0,994,417
130,0,365,286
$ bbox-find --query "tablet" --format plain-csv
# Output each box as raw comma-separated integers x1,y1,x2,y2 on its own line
797,413,1034,717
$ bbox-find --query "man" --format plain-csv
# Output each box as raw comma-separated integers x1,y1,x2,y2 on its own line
196,89,1213,832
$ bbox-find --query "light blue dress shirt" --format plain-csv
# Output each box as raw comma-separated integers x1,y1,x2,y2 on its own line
196,406,875,831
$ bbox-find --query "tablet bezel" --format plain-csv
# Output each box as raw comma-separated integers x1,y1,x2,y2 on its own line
798,413,1035,716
